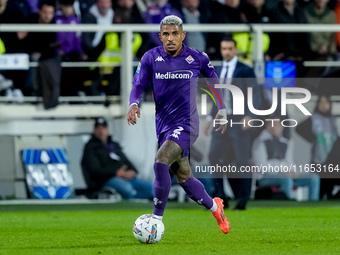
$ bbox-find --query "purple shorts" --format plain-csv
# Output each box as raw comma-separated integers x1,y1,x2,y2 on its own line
158,126,198,157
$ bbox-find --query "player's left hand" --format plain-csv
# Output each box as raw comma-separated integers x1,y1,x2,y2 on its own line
214,113,227,134
127,104,140,126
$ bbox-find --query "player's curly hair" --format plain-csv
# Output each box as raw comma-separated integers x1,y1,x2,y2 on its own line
160,15,183,30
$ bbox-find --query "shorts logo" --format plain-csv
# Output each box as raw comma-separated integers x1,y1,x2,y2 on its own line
170,126,183,140
185,55,195,64
153,197,162,205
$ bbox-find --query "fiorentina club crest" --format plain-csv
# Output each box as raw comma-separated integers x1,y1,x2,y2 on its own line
185,55,195,64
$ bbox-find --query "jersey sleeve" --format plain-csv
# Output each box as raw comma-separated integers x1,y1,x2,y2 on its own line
200,52,217,79
199,52,226,110
129,52,152,105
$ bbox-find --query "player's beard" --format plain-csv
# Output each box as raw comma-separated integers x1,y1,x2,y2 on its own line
167,49,176,56
166,44,182,56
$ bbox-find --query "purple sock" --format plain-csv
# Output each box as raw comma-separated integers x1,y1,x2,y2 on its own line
179,177,213,209
153,162,171,216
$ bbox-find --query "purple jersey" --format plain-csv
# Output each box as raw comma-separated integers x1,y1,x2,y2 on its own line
55,12,83,54
130,44,225,137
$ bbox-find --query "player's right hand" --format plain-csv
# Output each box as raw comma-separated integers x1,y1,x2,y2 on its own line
127,104,140,125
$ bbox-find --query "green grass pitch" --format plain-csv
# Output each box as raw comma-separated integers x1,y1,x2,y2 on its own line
0,200,339,255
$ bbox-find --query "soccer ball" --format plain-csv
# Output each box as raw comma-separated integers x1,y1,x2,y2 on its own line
133,214,165,244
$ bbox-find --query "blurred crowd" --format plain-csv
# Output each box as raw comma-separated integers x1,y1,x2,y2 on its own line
0,0,337,203
0,0,340,99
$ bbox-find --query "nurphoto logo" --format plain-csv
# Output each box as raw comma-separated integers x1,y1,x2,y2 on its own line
200,83,312,128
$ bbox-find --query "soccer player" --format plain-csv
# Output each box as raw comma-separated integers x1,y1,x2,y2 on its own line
127,15,230,234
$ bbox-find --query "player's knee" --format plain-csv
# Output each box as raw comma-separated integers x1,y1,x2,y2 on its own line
155,151,178,166
155,146,170,165
155,157,171,166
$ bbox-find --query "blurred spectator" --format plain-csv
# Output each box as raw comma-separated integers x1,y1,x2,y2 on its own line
56,0,87,96
95,0,144,95
179,0,209,52
143,0,182,48
210,0,243,24
334,0,340,50
304,0,336,58
242,0,271,24
296,95,338,165
113,0,147,57
56,0,86,60
81,0,113,61
297,0,337,9
26,0,40,13
22,0,61,108
0,0,31,53
236,0,272,64
0,0,31,95
208,0,244,59
23,0,58,61
267,0,311,61
252,115,320,201
73,0,95,19
81,117,154,200
171,0,211,19
81,0,113,95
113,0,143,23
296,95,338,198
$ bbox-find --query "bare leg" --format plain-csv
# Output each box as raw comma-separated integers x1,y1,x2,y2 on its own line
155,140,183,165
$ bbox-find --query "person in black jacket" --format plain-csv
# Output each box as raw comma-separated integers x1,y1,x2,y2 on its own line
81,117,154,200
207,0,244,59
81,0,113,61
241,0,272,24
23,0,58,62
20,0,61,106
267,0,311,61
